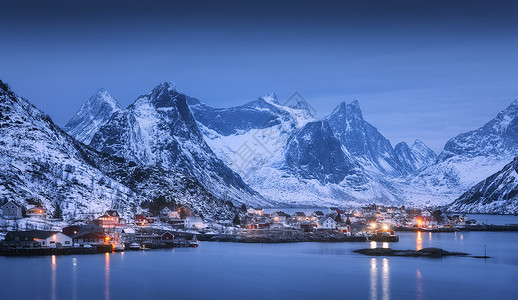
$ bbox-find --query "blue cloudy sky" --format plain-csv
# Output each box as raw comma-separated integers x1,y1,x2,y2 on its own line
1,0,518,152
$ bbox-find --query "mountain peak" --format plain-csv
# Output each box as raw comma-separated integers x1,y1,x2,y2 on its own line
63,88,122,144
260,92,279,104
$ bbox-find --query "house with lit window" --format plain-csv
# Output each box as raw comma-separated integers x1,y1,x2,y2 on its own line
26,206,47,218
3,230,72,248
291,212,306,222
160,206,180,220
71,231,108,246
1,200,23,219
62,225,103,236
247,208,264,216
135,214,158,226
184,216,205,230
94,210,125,228
271,212,289,223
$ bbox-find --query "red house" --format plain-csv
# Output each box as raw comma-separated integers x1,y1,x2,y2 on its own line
161,232,174,241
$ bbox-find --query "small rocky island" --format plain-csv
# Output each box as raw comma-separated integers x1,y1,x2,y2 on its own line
353,247,469,258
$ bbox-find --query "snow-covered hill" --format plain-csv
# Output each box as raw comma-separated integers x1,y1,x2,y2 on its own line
446,158,518,214
0,81,238,220
64,89,122,144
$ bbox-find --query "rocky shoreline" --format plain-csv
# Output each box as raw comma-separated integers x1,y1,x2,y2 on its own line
208,231,367,243
353,247,469,257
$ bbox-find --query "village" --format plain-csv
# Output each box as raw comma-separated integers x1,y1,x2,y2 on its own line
0,199,498,256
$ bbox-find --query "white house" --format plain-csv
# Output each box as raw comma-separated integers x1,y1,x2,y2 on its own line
2,200,23,219
318,217,337,229
247,208,264,216
271,212,289,223
5,231,72,248
184,217,206,230
161,207,180,219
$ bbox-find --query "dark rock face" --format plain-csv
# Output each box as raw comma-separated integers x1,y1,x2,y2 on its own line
447,158,518,214
284,121,359,184
187,93,306,136
325,101,405,176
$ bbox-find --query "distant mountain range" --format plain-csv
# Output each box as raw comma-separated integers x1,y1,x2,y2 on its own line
2,79,517,215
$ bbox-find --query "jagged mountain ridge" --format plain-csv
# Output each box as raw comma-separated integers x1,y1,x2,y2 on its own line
410,100,518,205
190,94,436,206
88,82,268,206
0,81,238,220
446,158,518,214
64,89,122,144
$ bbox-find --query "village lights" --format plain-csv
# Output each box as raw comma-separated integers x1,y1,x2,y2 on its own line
371,223,376,229
383,225,389,231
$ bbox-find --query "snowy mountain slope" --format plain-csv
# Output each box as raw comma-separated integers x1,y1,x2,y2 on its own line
64,89,122,144
409,100,518,205
325,101,413,176
191,96,423,206
89,82,267,207
394,140,437,173
446,158,518,214
0,80,238,220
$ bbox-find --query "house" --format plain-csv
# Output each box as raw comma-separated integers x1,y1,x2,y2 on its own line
2,200,23,219
184,216,205,230
161,207,180,220
3,230,72,248
271,212,289,223
135,214,158,226
177,206,194,218
26,206,47,218
311,211,325,220
291,212,306,222
62,225,103,236
94,210,123,228
247,208,264,216
318,217,337,229
71,231,108,246
161,232,174,241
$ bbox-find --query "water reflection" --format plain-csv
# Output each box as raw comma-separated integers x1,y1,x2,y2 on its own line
382,258,389,300
416,231,422,250
382,242,389,249
72,257,77,300
416,268,423,300
50,255,57,300
370,241,377,249
370,257,391,300
370,258,377,300
105,253,110,300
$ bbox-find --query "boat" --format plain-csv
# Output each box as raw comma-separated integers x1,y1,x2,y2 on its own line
128,242,140,250
188,235,199,248
368,232,399,242
114,244,125,252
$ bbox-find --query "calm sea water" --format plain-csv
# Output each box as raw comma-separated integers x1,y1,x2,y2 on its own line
1,219,518,299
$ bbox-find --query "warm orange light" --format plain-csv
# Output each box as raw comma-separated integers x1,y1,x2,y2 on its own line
370,223,376,229
382,225,389,231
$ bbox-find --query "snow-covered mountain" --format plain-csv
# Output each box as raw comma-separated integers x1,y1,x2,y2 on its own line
325,101,407,176
409,100,518,205
446,158,518,214
190,95,436,206
395,140,437,173
64,89,122,144
86,82,267,206
0,80,238,220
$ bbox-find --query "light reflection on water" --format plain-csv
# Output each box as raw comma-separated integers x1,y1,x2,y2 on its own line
105,253,110,300
72,257,77,300
51,255,56,300
416,268,423,300
416,231,422,250
370,257,391,300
